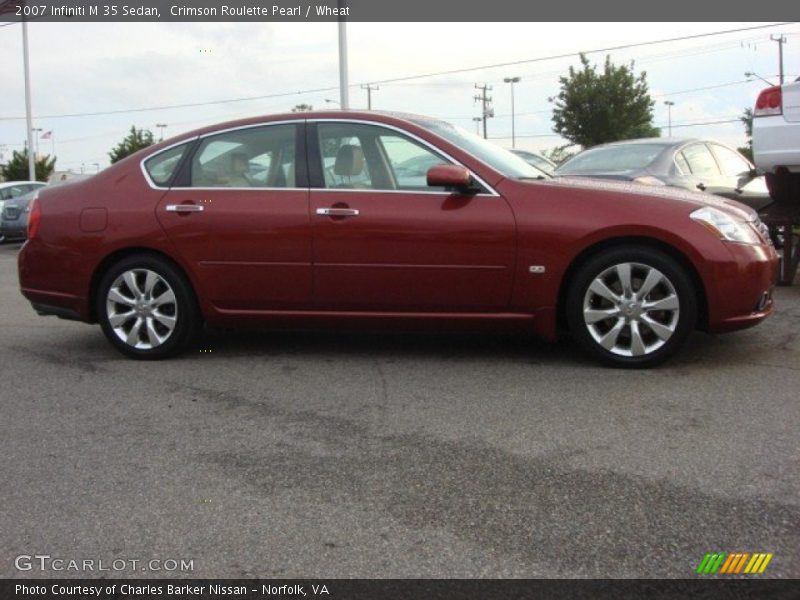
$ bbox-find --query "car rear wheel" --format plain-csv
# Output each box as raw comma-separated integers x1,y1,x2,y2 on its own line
566,246,697,368
97,255,200,359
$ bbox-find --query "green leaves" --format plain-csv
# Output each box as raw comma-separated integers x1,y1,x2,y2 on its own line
0,149,55,182
551,54,660,149
108,126,155,164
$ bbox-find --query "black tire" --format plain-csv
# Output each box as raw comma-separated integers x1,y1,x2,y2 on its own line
97,254,200,359
566,246,697,368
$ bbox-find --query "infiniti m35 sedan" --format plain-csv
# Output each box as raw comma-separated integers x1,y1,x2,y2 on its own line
18,111,778,367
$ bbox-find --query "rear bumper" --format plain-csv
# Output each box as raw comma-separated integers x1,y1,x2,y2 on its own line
705,241,779,333
753,115,800,173
18,240,92,322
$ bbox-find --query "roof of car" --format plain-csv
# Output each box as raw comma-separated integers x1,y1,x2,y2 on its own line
600,137,702,147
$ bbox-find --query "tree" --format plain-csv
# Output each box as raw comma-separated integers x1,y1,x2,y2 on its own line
737,108,754,162
0,148,55,182
551,54,660,148
108,126,155,164
291,103,313,112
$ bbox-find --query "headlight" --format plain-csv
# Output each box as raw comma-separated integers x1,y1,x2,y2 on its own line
690,207,761,244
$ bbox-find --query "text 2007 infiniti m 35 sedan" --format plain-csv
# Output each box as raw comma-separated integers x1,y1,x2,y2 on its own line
18,111,778,367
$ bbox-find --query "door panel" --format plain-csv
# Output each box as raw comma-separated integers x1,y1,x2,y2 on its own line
154,122,312,311
310,191,516,311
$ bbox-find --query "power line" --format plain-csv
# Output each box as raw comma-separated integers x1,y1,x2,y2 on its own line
0,21,794,122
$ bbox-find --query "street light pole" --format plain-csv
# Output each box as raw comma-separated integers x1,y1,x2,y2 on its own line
503,76,521,148
156,123,168,142
664,100,675,137
472,117,482,135
337,1,349,109
22,21,36,181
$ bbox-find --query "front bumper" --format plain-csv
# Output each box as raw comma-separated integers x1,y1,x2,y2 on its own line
705,241,779,334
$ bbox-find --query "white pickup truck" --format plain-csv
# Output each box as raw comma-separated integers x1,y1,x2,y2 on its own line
752,79,800,202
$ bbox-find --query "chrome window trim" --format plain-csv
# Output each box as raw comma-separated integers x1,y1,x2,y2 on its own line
140,119,304,190
310,118,499,197
140,117,500,196
140,137,199,189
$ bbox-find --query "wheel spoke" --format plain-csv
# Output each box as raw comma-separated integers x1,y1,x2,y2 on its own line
584,307,620,324
108,288,136,307
145,317,162,347
616,263,633,296
641,314,674,340
125,317,143,346
108,310,134,327
123,271,142,298
598,318,626,351
636,268,662,300
629,321,647,356
152,288,176,307
589,279,621,304
643,294,679,312
152,310,176,330
143,271,160,298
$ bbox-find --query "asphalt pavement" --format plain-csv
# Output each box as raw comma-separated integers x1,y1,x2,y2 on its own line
1,241,798,578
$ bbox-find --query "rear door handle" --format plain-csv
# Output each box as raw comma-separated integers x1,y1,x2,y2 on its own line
166,204,204,213
316,207,359,217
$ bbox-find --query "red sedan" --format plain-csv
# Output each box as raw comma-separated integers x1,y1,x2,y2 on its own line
18,111,778,367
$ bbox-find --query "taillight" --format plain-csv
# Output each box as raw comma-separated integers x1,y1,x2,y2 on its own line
754,85,782,117
27,195,41,240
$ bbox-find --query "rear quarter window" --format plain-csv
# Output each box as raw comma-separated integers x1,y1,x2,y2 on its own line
143,143,191,187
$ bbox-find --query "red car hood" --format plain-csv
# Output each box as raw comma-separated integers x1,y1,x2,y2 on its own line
541,176,758,222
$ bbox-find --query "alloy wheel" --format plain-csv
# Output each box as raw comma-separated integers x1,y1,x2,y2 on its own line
582,262,680,357
105,268,178,350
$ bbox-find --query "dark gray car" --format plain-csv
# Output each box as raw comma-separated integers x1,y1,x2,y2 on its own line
555,138,773,212
0,190,36,242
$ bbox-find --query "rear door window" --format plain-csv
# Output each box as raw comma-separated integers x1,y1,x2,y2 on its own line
680,144,720,178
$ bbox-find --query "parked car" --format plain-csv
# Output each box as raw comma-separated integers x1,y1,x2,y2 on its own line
510,149,557,176
0,189,37,242
18,111,777,367
1,175,91,242
0,181,46,241
752,79,800,204
554,138,772,212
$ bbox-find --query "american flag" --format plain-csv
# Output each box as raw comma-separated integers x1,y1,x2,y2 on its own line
41,130,52,139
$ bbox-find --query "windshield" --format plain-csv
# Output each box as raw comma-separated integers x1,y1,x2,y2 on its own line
412,119,549,179
557,143,667,174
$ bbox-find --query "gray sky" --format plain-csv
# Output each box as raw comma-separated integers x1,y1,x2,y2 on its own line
0,21,798,172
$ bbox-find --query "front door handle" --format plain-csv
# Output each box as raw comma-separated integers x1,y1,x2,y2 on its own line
166,204,204,213
316,207,359,218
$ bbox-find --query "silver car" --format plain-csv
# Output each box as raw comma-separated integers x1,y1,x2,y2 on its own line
555,138,772,212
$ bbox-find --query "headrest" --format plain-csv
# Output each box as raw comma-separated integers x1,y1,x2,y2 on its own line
334,144,365,177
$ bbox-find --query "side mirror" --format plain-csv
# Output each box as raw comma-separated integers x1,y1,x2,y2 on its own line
427,164,475,192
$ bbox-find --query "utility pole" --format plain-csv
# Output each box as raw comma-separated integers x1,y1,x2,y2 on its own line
22,21,36,181
474,84,494,139
361,84,379,110
770,34,786,84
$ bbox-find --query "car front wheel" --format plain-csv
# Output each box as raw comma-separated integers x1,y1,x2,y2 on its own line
566,247,697,368
97,255,200,359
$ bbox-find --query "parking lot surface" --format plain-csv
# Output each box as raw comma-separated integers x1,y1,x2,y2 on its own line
1,242,798,578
